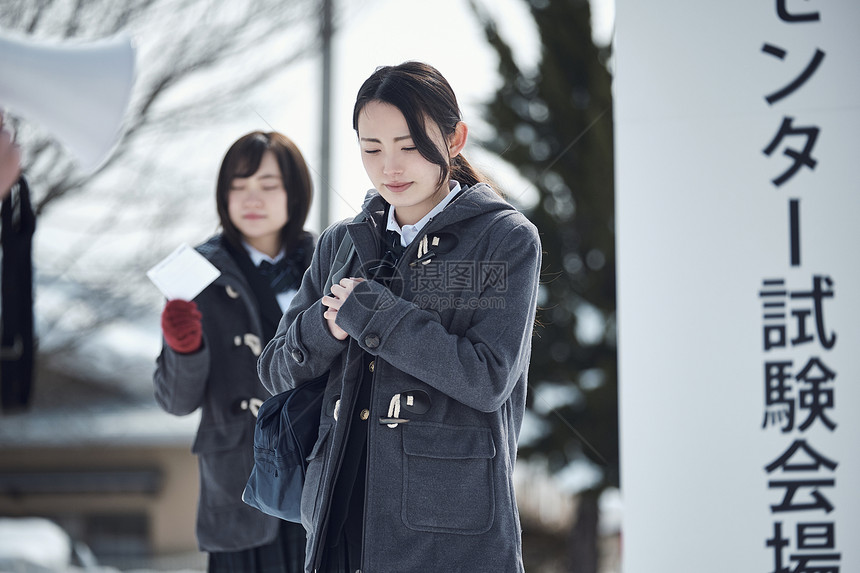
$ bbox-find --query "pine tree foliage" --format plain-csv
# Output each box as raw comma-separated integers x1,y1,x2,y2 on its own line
472,0,617,489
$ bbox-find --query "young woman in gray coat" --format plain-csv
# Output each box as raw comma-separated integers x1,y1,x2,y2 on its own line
154,132,313,572
258,62,542,573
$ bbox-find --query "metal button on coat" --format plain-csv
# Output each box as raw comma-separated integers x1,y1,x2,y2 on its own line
359,409,370,421
364,334,380,349
369,360,375,373
290,349,304,363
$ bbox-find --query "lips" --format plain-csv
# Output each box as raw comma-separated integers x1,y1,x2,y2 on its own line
385,182,412,193
243,213,265,220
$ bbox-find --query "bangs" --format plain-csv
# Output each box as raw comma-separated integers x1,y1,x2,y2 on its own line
229,134,269,178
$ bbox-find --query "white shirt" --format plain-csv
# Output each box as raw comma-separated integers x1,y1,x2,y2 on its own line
386,180,462,247
242,242,296,312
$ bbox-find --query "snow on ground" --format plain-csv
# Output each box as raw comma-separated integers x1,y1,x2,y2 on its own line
0,516,204,573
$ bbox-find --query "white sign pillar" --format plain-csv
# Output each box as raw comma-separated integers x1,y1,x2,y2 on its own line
615,2,860,571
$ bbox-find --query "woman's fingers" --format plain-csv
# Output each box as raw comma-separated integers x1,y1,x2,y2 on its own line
330,277,364,300
323,307,348,340
322,276,365,340
321,294,341,310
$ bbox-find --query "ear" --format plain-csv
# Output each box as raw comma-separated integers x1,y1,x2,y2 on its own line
447,121,468,159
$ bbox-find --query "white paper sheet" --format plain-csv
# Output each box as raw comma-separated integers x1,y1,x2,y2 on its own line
146,243,220,301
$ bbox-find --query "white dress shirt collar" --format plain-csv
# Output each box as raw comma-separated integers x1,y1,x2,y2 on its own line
386,180,461,247
242,241,285,266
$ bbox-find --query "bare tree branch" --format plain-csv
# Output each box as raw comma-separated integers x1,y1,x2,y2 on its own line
1,0,320,213
0,0,322,348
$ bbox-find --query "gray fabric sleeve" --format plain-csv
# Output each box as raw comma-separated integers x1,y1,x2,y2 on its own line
257,223,349,396
153,339,211,415
336,221,541,412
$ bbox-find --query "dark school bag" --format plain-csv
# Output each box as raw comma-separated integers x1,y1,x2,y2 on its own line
242,373,327,522
242,214,363,522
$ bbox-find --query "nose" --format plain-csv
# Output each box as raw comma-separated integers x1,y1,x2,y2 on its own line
382,153,403,176
242,186,263,204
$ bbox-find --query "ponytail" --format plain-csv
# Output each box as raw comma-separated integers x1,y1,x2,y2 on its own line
451,154,503,197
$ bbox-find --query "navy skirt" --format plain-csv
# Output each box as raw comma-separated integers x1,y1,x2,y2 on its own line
208,520,306,573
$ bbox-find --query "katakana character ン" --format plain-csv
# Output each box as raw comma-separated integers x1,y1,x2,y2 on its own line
763,360,795,432
765,439,838,473
762,45,826,105
763,116,820,187
776,0,821,23
790,275,836,349
796,357,837,431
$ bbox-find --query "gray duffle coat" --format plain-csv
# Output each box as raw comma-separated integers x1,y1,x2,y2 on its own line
258,184,542,573
153,235,289,552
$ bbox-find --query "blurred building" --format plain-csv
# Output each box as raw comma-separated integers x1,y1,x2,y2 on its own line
0,359,201,563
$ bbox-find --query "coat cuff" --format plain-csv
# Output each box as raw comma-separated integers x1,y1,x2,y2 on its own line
336,279,411,354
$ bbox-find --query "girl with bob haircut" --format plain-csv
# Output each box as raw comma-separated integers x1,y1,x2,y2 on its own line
154,131,313,572
259,62,542,572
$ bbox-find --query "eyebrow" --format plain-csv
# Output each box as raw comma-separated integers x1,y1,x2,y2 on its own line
360,135,413,143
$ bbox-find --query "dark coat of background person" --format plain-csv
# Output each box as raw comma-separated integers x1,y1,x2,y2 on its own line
153,234,312,551
1,177,35,411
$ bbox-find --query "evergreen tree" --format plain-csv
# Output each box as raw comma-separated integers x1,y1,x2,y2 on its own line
471,1,616,570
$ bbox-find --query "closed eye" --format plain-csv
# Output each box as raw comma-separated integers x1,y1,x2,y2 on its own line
363,149,381,155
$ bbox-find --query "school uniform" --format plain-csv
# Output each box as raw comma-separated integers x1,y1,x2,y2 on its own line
258,183,542,573
154,232,313,571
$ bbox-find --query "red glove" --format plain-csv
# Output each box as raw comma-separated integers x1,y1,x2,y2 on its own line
161,299,203,354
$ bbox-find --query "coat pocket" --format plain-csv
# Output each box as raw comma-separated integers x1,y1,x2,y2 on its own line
401,422,496,534
301,423,333,531
193,422,253,511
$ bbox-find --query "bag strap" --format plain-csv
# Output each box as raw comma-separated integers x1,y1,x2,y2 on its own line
323,211,366,295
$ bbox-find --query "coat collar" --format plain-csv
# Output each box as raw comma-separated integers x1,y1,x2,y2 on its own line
346,183,516,275
356,183,513,232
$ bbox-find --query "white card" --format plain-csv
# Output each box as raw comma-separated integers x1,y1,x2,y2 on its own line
146,243,221,301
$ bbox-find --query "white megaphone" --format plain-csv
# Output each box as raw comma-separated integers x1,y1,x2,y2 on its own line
0,31,136,173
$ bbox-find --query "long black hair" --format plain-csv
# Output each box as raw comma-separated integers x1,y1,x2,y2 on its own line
215,131,313,253
353,61,498,194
